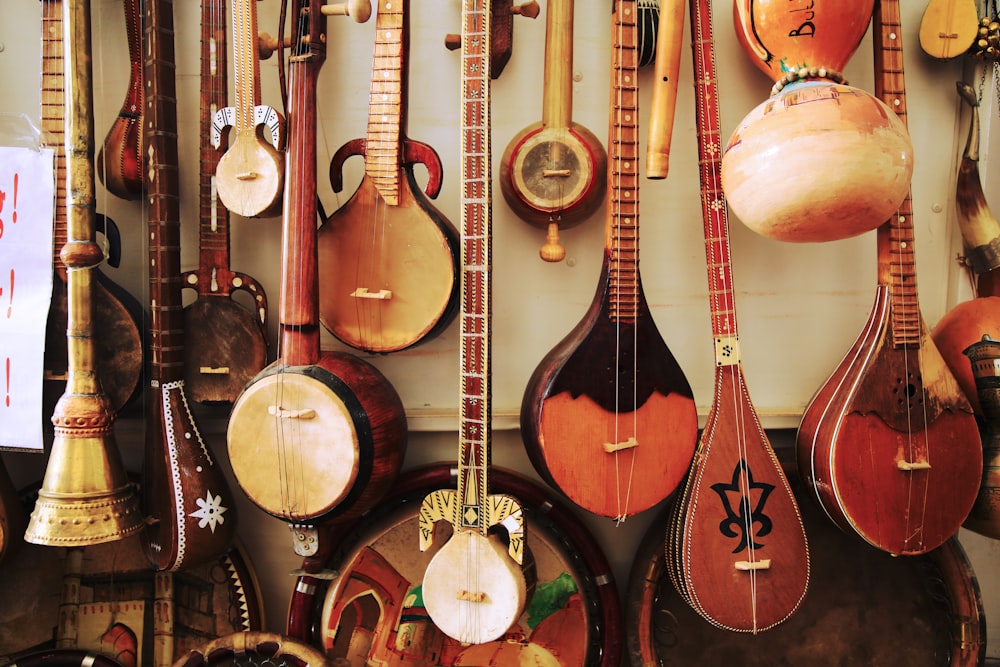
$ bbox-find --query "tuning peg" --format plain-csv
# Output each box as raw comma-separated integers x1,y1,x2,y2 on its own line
322,0,372,22
444,1,539,51
512,0,540,19
258,32,292,60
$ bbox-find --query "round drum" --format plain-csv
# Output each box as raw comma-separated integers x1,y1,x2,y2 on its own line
172,632,326,667
286,464,622,666
2,649,125,667
629,474,986,666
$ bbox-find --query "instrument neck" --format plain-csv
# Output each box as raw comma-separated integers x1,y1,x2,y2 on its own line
540,0,573,129
455,0,493,535
365,0,409,203
198,0,232,270
40,0,67,268
605,0,641,324
873,0,921,347
231,0,263,132
690,0,740,356
278,1,326,367
144,0,186,382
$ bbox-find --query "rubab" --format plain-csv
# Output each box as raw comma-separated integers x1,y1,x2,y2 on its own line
181,0,269,404
213,0,286,218
520,0,697,521
664,0,808,633
227,0,408,558
141,0,239,571
417,0,528,645
796,0,982,556
317,0,460,354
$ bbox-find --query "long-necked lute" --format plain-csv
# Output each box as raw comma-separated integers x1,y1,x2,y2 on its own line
181,0,269,404
664,0,808,632
317,0,460,354
41,0,144,415
227,0,407,558
141,0,239,571
417,0,528,645
520,0,697,521
796,0,982,556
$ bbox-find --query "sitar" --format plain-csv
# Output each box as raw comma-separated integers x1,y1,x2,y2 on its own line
213,0,286,218
141,0,240,572
41,0,144,415
227,0,407,558
796,0,982,556
181,0,269,404
520,0,697,521
499,0,607,262
96,0,143,200
417,0,528,645
664,0,808,632
317,0,460,354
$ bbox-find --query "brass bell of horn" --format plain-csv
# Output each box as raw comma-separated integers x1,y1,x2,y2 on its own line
23,0,142,547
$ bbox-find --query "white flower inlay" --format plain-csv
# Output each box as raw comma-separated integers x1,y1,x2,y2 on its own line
190,490,228,533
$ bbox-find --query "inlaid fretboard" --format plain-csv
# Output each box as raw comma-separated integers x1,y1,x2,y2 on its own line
230,0,263,133
690,0,740,363
873,0,921,348
198,0,231,262
40,0,66,267
456,0,492,533
607,0,641,324
365,0,407,203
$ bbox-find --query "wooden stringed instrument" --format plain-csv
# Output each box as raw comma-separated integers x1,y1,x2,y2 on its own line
213,0,285,218
227,0,407,558
40,0,144,415
317,0,460,354
96,0,143,200
181,0,269,404
664,0,808,632
796,0,982,556
919,0,978,59
520,0,697,521
499,0,607,262
141,0,240,572
417,0,528,645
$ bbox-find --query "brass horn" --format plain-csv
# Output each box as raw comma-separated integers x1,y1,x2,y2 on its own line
24,0,142,547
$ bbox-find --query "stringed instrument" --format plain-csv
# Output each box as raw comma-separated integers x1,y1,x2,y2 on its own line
213,0,285,218
181,0,269,404
520,0,697,521
317,0,460,354
96,0,143,200
499,0,607,262
417,0,528,645
41,0,144,414
141,0,240,572
664,0,808,632
919,0,978,59
443,1,539,80
796,0,982,556
227,0,407,557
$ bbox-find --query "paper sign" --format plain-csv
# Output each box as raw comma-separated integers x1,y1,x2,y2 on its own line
0,146,55,451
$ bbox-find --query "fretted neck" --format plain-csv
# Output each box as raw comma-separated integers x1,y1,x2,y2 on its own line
198,0,231,268
278,0,326,366
690,0,740,358
606,0,641,324
364,0,409,204
455,0,493,535
230,0,263,133
144,0,185,383
873,0,921,348
40,0,67,268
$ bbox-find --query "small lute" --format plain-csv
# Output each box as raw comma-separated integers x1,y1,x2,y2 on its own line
418,0,528,645
919,0,978,59
181,0,268,404
213,0,285,218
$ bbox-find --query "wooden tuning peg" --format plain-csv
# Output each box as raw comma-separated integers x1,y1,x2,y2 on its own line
258,32,291,60
443,0,539,77
512,0,540,19
322,0,372,22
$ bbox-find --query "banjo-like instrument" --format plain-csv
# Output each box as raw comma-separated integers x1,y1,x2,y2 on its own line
664,0,809,633
227,0,407,558
417,0,529,646
212,0,286,218
141,0,240,572
317,0,460,354
520,0,697,521
499,0,607,262
796,0,982,557
181,0,269,404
